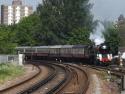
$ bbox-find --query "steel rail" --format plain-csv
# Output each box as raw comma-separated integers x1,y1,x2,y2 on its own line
18,63,57,94
88,65,125,76
66,64,89,94
0,62,57,94
54,68,77,94
46,63,72,94
47,63,89,94
0,63,41,93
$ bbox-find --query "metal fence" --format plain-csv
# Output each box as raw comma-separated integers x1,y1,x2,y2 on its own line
0,55,18,64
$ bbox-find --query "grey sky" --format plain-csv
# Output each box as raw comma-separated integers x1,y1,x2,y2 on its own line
90,0,125,21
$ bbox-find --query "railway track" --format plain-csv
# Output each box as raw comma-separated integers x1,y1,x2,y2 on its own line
0,61,90,94
69,64,89,94
87,65,125,76
46,64,73,94
18,63,57,94
0,63,41,94
47,63,89,94
65,64,89,94
31,63,70,94
0,63,56,94
27,61,87,94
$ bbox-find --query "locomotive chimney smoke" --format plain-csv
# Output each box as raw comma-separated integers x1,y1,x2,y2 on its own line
89,22,105,45
121,52,125,59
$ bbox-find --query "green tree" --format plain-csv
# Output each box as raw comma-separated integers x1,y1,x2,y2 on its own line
67,27,91,44
117,14,125,46
15,14,40,46
103,22,120,55
37,0,95,45
0,0,96,54
0,25,16,54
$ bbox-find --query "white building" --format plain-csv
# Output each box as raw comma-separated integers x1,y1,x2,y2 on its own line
1,0,33,25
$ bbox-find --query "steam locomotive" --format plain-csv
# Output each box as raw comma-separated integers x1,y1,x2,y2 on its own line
94,43,113,65
16,43,113,65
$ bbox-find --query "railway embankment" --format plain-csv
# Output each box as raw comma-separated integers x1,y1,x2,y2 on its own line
0,64,38,90
0,63,25,85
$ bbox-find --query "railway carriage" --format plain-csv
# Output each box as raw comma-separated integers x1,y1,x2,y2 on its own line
16,43,113,65
16,45,91,62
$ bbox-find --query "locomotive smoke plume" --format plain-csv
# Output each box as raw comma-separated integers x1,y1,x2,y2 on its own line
121,52,125,59
89,22,105,45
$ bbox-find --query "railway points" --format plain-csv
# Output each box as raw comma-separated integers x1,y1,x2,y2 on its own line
53,65,86,94
0,61,122,94
32,63,68,94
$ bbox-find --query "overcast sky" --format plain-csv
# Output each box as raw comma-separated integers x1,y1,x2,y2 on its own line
90,0,125,21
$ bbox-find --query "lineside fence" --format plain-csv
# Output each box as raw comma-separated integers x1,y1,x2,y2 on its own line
0,55,18,64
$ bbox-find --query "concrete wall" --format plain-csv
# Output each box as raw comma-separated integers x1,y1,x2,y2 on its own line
0,55,18,64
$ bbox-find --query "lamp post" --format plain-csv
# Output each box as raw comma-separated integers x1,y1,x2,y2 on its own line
119,51,123,67
18,51,23,66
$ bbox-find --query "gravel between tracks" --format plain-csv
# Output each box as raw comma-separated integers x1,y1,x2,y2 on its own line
85,66,120,94
0,63,120,94
32,65,66,94
58,64,87,94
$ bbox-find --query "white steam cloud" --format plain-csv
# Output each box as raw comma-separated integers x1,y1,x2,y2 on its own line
121,52,125,59
89,22,105,45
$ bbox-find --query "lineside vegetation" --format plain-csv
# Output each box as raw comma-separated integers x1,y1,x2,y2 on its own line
0,63,24,84
0,0,120,54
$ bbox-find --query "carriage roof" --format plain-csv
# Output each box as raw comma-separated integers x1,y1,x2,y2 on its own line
16,45,88,50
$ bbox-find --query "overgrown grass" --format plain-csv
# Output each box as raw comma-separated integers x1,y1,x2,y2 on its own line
96,71,108,80
0,63,24,84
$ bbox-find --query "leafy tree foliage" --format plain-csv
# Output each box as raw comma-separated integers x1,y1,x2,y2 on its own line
0,13,40,54
117,14,125,46
15,14,40,46
67,27,91,44
103,21,120,55
37,0,95,45
0,25,16,54
0,0,96,54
